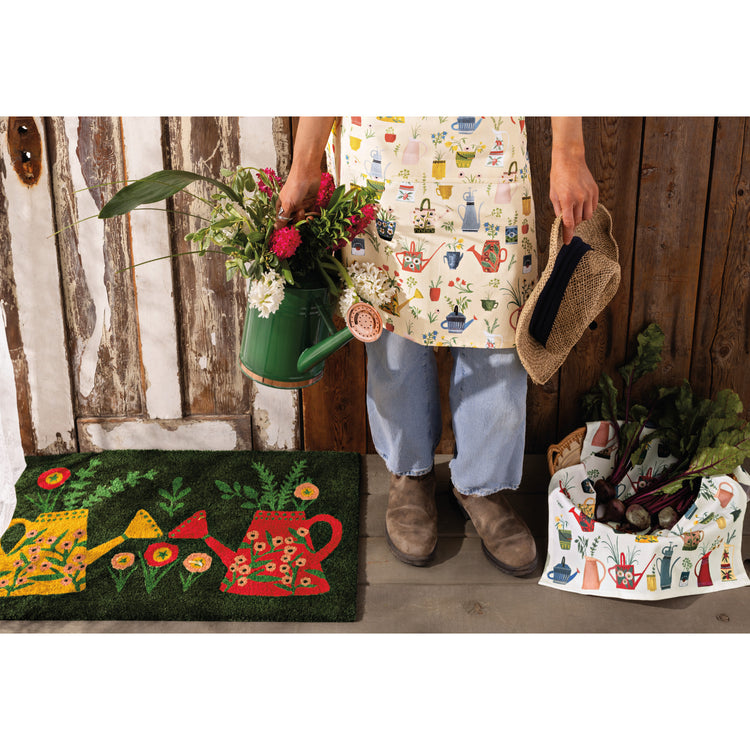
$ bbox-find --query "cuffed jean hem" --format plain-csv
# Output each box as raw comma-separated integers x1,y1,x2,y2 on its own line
451,481,522,497
379,457,435,478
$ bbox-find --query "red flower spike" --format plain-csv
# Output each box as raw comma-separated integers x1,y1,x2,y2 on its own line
315,172,336,209
270,226,302,259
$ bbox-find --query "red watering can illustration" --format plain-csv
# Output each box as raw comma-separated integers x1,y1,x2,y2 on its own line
568,503,596,532
169,509,342,597
466,241,508,273
608,552,656,590
394,241,444,273
695,551,714,587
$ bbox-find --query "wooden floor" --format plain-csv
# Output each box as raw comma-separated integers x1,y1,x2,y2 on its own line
2,454,749,634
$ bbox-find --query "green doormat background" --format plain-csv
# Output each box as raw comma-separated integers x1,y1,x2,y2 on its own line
0,450,360,622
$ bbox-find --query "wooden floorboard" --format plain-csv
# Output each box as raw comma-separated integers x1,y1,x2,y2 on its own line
2,453,749,634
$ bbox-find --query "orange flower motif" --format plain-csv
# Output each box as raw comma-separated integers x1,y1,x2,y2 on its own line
296,527,310,537
284,545,296,555
239,565,251,576
279,564,291,574
183,553,212,574
281,575,293,585
272,536,284,547
254,542,267,553
284,537,295,545
237,577,248,587
246,530,259,542
295,558,307,568
300,577,312,587
265,563,276,572
234,555,247,565
294,483,319,501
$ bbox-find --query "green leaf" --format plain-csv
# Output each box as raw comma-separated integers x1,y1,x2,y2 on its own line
99,170,240,218
617,323,665,387
215,480,233,494
327,184,346,210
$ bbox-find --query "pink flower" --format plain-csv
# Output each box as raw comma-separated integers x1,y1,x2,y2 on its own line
270,226,301,259
257,168,281,197
346,203,376,240
315,172,336,208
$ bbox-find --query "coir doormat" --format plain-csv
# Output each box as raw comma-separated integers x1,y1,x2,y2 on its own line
0,450,360,622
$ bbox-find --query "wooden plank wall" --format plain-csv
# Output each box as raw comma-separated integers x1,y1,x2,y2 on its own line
1,116,299,455
2,116,748,458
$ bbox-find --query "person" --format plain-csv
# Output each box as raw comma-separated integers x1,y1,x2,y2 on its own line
276,116,598,574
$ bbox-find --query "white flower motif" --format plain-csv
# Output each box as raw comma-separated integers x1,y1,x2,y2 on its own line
338,262,396,317
337,286,360,318
248,270,285,318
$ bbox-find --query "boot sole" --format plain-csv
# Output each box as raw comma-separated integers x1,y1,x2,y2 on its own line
385,527,435,567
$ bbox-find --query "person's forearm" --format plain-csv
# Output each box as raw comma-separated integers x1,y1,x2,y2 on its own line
291,117,336,172
550,117,585,159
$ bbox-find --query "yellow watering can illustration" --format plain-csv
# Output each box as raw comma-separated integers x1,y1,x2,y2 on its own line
0,509,163,597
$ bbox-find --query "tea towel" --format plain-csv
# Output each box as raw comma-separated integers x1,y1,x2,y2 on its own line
0,305,25,535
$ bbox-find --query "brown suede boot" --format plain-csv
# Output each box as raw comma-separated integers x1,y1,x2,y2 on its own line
385,470,438,566
453,488,538,576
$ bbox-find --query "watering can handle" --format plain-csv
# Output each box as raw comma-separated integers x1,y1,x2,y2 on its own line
595,557,606,583
0,518,30,555
306,514,343,563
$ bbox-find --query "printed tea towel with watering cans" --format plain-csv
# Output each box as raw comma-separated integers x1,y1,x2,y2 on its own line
540,420,750,600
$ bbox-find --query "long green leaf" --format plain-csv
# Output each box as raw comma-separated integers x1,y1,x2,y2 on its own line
99,170,240,218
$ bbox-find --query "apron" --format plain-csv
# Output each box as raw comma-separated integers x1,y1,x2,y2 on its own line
328,116,538,349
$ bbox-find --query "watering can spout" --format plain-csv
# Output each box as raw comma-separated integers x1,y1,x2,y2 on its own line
297,300,383,374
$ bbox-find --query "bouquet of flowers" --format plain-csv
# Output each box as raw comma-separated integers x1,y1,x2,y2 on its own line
99,165,391,318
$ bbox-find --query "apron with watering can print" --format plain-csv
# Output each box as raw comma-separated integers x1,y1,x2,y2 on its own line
327,116,539,349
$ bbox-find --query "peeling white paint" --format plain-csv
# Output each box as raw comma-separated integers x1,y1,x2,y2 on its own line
239,118,299,450
1,117,76,450
252,383,298,450
81,420,241,451
122,117,182,419
198,355,208,370
238,117,276,169
65,117,108,399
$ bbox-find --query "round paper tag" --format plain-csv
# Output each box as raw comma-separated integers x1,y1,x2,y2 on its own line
345,302,383,342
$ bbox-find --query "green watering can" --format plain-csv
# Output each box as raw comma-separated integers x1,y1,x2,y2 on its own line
97,168,384,390
239,282,383,389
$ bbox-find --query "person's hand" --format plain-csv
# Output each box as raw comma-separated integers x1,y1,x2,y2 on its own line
274,165,321,230
549,150,599,245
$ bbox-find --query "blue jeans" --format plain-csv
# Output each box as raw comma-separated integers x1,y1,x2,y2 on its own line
365,332,528,496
